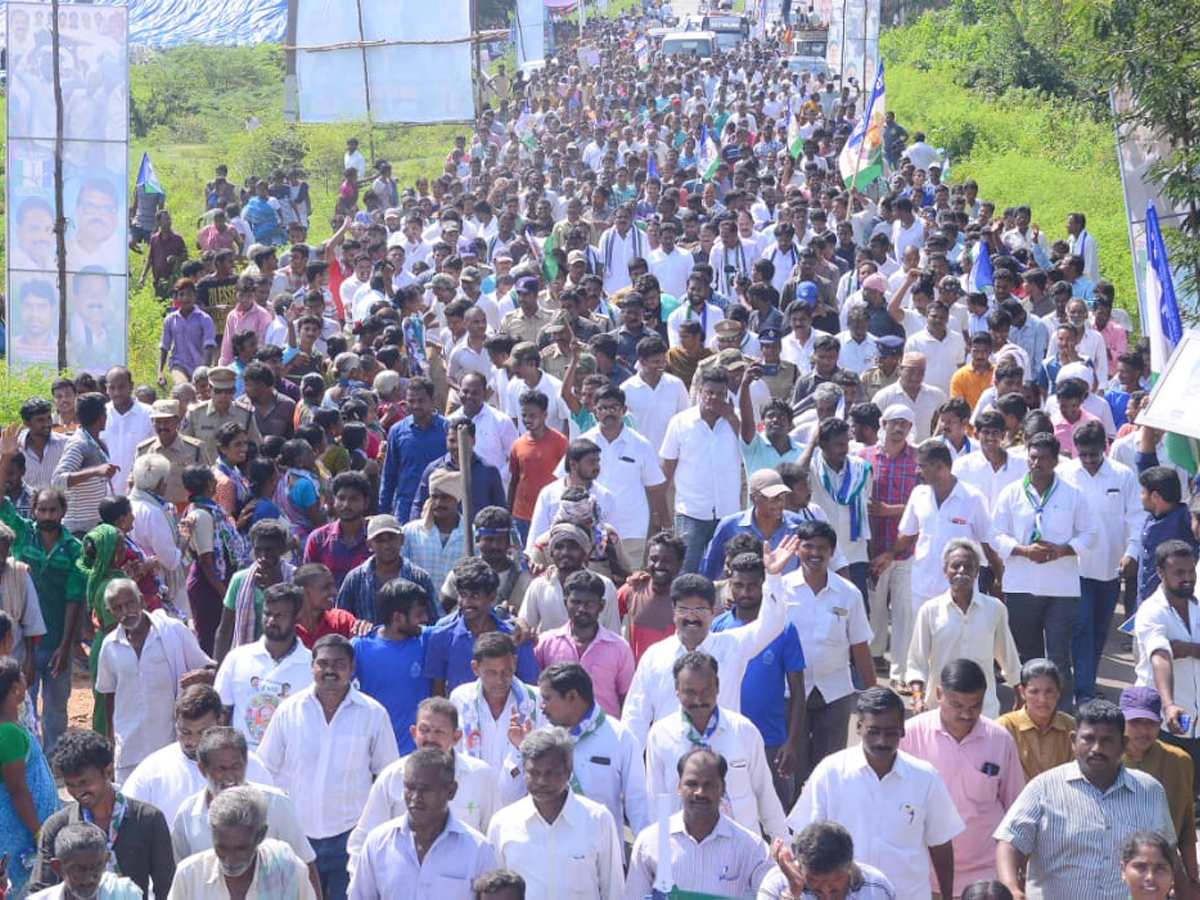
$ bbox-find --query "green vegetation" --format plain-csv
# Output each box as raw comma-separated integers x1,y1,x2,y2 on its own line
881,47,1135,310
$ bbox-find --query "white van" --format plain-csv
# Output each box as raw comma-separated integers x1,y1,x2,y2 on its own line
660,30,717,60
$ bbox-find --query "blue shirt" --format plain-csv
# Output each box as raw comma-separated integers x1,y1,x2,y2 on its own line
699,508,807,580
1136,449,1200,601
336,556,439,624
410,453,507,522
352,627,431,753
379,413,448,522
1105,388,1132,428
711,609,805,746
423,608,540,692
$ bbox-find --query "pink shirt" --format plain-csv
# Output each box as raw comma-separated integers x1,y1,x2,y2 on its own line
533,623,635,718
1051,408,1099,459
899,709,1025,891
1097,319,1128,370
218,303,275,364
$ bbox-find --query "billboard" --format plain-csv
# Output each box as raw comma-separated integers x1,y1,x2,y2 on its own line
289,0,475,124
827,0,879,92
5,3,130,375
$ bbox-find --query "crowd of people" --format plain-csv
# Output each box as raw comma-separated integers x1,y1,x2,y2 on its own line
0,4,1196,900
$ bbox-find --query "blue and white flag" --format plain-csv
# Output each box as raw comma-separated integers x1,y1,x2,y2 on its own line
1145,199,1183,372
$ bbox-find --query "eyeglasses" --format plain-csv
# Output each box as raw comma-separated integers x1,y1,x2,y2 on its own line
674,605,714,617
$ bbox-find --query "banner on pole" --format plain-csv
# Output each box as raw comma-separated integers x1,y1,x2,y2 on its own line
6,3,130,375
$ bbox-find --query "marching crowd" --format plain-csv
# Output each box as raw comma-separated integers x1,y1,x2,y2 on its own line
1,6,1197,900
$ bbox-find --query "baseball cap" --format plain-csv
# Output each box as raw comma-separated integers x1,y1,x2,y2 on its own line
367,515,404,539
1119,686,1162,723
748,469,792,499
796,281,818,304
862,273,890,293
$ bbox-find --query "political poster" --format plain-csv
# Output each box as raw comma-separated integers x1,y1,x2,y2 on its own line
6,2,129,374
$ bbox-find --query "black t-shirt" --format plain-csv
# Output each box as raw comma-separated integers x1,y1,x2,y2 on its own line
196,275,239,308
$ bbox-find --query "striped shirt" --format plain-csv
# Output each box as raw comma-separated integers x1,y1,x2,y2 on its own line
625,813,772,900
993,760,1175,900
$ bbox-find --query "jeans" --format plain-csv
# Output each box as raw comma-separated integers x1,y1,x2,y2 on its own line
846,562,870,616
310,830,351,900
30,641,71,757
1072,577,1120,703
675,513,719,575
1007,592,1077,711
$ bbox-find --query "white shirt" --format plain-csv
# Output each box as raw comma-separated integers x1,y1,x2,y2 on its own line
990,474,1098,596
563,711,651,835
95,611,213,775
350,814,497,900
213,637,314,749
349,750,499,865
506,371,570,435
28,873,142,900
519,572,621,634
780,567,873,702
598,225,647,295
620,371,690,462
130,496,184,580
487,792,625,900
660,407,743,521
809,450,874,565
788,746,965,900
581,423,666,540
649,246,695,299
171,783,316,863
258,685,400,838
1135,588,1200,739
906,590,1023,719
952,449,1026,514
448,341,494,384
622,573,788,743
449,679,541,805
1070,229,1100,282
708,239,756,296
102,401,154,496
645,707,789,841
871,383,948,443
780,328,832,373
904,329,966,395
168,839,314,900
1059,458,1143,580
469,403,519,488
837,332,879,375
625,813,772,900
525,478,618,555
892,218,926,256
122,742,274,827
666,302,725,348
897,480,993,602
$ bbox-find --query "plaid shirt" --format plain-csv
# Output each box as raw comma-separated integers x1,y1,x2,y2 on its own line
400,520,465,601
336,556,439,625
861,444,919,558
301,521,371,589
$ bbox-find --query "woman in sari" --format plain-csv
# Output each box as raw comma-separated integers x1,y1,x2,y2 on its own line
0,656,59,895
184,465,250,656
78,523,126,735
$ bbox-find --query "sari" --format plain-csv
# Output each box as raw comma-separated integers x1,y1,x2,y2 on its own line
78,524,125,734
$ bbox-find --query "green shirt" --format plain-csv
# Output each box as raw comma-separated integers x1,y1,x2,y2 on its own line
0,497,84,648
222,569,263,641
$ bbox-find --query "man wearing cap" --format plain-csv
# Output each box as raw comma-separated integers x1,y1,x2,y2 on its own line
756,328,799,402
872,352,946,443
521,522,622,633
1120,684,1200,887
181,367,262,460
401,468,466,594
861,335,904,401
499,276,553,346
337,514,439,626
136,401,211,506
700,469,808,581
710,318,762,360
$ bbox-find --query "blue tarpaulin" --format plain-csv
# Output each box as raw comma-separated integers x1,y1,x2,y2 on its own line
1,0,287,48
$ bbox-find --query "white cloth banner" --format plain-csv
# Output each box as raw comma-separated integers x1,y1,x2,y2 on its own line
295,0,474,123
516,0,544,67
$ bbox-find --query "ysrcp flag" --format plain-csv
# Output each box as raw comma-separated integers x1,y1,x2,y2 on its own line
838,60,885,189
